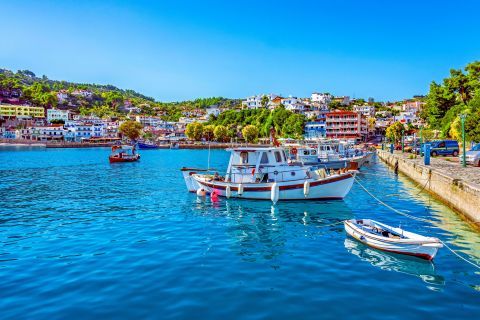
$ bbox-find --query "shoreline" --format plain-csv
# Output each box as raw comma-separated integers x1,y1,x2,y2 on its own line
0,140,272,149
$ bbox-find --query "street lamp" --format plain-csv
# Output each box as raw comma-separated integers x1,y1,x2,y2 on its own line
461,114,467,168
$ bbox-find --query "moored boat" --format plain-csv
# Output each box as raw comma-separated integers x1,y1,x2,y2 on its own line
181,146,357,202
344,219,443,260
109,145,140,163
138,141,160,149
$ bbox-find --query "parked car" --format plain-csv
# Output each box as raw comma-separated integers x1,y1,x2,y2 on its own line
406,142,420,153
429,140,460,156
465,144,480,166
414,140,460,156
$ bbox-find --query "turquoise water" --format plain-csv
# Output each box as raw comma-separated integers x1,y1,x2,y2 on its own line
0,147,479,319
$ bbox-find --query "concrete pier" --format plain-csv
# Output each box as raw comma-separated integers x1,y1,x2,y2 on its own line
377,150,480,226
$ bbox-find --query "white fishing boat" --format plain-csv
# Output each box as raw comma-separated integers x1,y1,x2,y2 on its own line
344,219,443,260
181,146,357,203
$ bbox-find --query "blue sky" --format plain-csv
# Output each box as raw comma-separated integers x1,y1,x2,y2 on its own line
1,0,479,102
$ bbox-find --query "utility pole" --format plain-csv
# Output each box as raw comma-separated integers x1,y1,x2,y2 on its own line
401,129,405,153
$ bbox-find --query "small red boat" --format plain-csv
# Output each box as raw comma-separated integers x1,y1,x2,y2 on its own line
109,145,140,163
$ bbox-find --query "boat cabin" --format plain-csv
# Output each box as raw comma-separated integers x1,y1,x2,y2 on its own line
225,147,309,184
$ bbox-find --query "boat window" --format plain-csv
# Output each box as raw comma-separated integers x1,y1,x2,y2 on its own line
240,151,249,164
260,152,269,164
303,150,309,155
274,151,282,162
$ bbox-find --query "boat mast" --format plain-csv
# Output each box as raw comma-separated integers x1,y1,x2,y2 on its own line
207,142,211,171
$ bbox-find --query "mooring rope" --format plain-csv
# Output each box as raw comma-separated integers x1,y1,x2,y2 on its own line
353,177,480,271
354,177,432,223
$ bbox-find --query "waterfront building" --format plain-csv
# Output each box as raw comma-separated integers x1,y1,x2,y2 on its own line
47,109,71,123
18,125,65,141
325,110,368,140
304,121,327,139
2,129,18,139
64,121,106,142
0,104,45,118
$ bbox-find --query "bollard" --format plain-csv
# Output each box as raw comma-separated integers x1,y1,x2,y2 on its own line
390,143,394,154
424,143,431,165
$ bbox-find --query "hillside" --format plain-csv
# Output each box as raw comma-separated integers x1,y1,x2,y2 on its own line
0,69,240,121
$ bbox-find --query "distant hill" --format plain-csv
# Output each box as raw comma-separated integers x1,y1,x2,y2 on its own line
0,68,241,121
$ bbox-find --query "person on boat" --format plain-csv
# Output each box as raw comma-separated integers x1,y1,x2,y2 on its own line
213,172,221,181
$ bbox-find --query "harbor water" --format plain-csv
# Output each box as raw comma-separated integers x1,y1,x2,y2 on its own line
0,147,479,319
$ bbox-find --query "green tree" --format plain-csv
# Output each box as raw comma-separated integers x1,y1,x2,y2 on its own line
281,113,306,138
119,120,143,141
261,95,270,109
385,122,404,143
213,125,229,142
185,122,204,141
203,124,215,141
242,125,259,143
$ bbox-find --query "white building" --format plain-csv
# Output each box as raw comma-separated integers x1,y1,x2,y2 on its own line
206,106,221,118
47,109,71,123
402,100,424,113
56,91,69,103
64,121,106,142
71,90,93,98
242,94,278,109
304,122,327,139
178,117,206,124
396,111,418,124
281,97,305,113
353,105,376,117
25,125,66,141
311,92,332,104
135,116,164,127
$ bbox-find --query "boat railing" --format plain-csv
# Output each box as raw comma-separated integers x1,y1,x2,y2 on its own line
226,167,336,184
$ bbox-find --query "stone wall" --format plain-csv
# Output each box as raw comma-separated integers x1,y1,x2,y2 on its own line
377,150,480,225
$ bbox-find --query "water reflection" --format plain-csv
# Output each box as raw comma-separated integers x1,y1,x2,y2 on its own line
392,173,480,265
344,238,445,288
192,198,353,262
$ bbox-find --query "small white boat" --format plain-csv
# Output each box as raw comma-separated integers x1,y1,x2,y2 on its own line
181,146,357,203
344,219,443,260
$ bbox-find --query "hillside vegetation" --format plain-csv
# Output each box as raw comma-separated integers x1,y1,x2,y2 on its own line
0,69,239,121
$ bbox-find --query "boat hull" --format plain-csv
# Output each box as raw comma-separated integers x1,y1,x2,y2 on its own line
138,142,160,149
344,220,440,260
109,155,140,163
190,172,355,201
